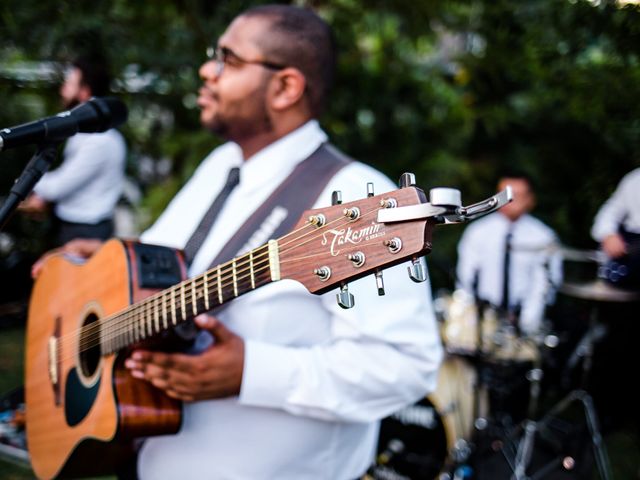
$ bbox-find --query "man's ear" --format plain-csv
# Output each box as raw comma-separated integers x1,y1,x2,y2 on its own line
269,67,307,111
78,84,93,102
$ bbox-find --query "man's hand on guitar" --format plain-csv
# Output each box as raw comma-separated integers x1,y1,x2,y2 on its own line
602,233,627,259
124,314,245,402
31,238,105,278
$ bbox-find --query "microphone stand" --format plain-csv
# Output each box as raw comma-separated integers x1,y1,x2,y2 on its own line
0,142,60,231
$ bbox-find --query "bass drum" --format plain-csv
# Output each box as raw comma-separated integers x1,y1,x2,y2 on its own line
367,356,479,479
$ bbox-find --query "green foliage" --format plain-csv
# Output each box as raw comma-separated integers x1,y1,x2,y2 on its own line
1,0,639,291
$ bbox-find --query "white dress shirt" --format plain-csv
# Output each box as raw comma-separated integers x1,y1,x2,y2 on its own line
592,167,640,240
138,120,443,480
456,212,562,334
33,130,126,223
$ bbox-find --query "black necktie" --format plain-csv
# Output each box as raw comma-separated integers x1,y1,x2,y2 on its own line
501,228,513,312
183,167,240,265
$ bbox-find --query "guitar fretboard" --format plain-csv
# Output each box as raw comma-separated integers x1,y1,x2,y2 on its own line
97,241,280,355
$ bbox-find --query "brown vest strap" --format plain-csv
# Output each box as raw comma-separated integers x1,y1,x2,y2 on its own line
208,142,351,268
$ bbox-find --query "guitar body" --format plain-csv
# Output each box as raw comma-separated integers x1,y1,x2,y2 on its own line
25,239,184,479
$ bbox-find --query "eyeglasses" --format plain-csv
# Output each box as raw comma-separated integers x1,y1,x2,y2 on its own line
206,46,286,76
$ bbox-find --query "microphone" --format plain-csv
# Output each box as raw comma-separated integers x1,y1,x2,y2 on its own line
0,96,128,151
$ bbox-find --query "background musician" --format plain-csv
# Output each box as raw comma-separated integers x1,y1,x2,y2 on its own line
454,173,563,426
456,173,563,337
588,167,640,432
591,167,640,288
19,57,127,247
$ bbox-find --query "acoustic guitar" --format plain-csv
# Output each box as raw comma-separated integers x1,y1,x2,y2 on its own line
25,185,441,479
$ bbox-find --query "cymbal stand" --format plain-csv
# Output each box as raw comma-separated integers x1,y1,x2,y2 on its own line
501,305,613,480
502,389,612,480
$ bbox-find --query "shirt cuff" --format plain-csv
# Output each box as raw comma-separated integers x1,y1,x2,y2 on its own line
239,339,301,409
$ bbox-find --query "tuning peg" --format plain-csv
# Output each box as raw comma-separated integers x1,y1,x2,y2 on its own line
375,270,385,296
399,172,416,188
332,190,342,205
308,214,326,227
313,266,331,281
367,182,374,197
336,283,355,309
407,257,428,283
347,251,366,267
343,207,360,220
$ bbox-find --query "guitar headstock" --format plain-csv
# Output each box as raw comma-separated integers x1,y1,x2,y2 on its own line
276,174,511,308
277,184,434,300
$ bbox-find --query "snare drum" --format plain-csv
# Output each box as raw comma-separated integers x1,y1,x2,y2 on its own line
436,289,498,357
436,290,540,364
368,357,480,479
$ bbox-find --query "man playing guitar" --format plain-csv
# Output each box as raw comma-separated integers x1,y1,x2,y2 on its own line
592,167,640,288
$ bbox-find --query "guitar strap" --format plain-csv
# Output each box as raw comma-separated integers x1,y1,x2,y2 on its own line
205,142,352,269
173,142,351,343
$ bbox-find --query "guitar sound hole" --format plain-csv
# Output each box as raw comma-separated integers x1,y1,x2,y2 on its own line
78,313,101,381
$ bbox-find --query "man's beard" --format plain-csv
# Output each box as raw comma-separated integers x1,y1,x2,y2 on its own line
201,78,273,142
204,106,273,142
62,97,81,110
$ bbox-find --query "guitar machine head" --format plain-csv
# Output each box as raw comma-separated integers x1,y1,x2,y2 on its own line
278,172,512,309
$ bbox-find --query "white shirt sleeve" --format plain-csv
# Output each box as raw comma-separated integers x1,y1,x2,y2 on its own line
456,223,482,294
34,135,114,202
591,169,640,241
239,261,443,422
519,246,562,334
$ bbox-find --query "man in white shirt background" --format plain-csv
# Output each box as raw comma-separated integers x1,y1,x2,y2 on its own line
33,5,443,479
591,167,640,286
20,56,126,246
455,172,562,425
456,173,562,337
588,167,640,432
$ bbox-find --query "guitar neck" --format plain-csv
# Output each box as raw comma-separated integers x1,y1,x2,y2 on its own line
100,240,280,355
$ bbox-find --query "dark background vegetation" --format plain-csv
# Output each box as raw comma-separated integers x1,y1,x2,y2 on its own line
1,0,639,291
1,0,639,478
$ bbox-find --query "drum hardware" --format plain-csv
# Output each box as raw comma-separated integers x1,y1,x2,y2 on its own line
495,389,611,480
559,279,640,303
368,357,477,479
493,280,622,480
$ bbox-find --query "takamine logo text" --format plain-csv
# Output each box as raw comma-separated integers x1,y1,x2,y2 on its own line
321,221,385,256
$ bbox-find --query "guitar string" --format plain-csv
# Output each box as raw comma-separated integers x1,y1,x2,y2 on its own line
73,206,364,350
53,208,339,352
88,206,384,354
59,204,386,361
56,204,387,360
82,204,386,355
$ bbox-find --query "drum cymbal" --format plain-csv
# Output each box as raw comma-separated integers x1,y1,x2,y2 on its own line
558,247,605,263
509,243,605,263
559,279,640,302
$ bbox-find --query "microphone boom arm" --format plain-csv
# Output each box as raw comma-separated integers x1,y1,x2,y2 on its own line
0,142,60,231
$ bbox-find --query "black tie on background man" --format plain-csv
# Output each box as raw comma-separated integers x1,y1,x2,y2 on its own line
501,227,513,313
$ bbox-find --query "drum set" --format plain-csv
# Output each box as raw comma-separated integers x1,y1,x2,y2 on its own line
367,245,640,480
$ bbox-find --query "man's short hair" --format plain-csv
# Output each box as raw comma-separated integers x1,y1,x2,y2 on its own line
72,57,111,97
241,4,336,117
498,170,536,192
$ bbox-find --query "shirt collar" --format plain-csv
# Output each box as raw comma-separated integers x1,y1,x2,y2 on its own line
237,120,328,188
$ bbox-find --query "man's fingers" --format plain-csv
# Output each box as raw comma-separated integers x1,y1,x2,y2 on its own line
195,314,235,342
